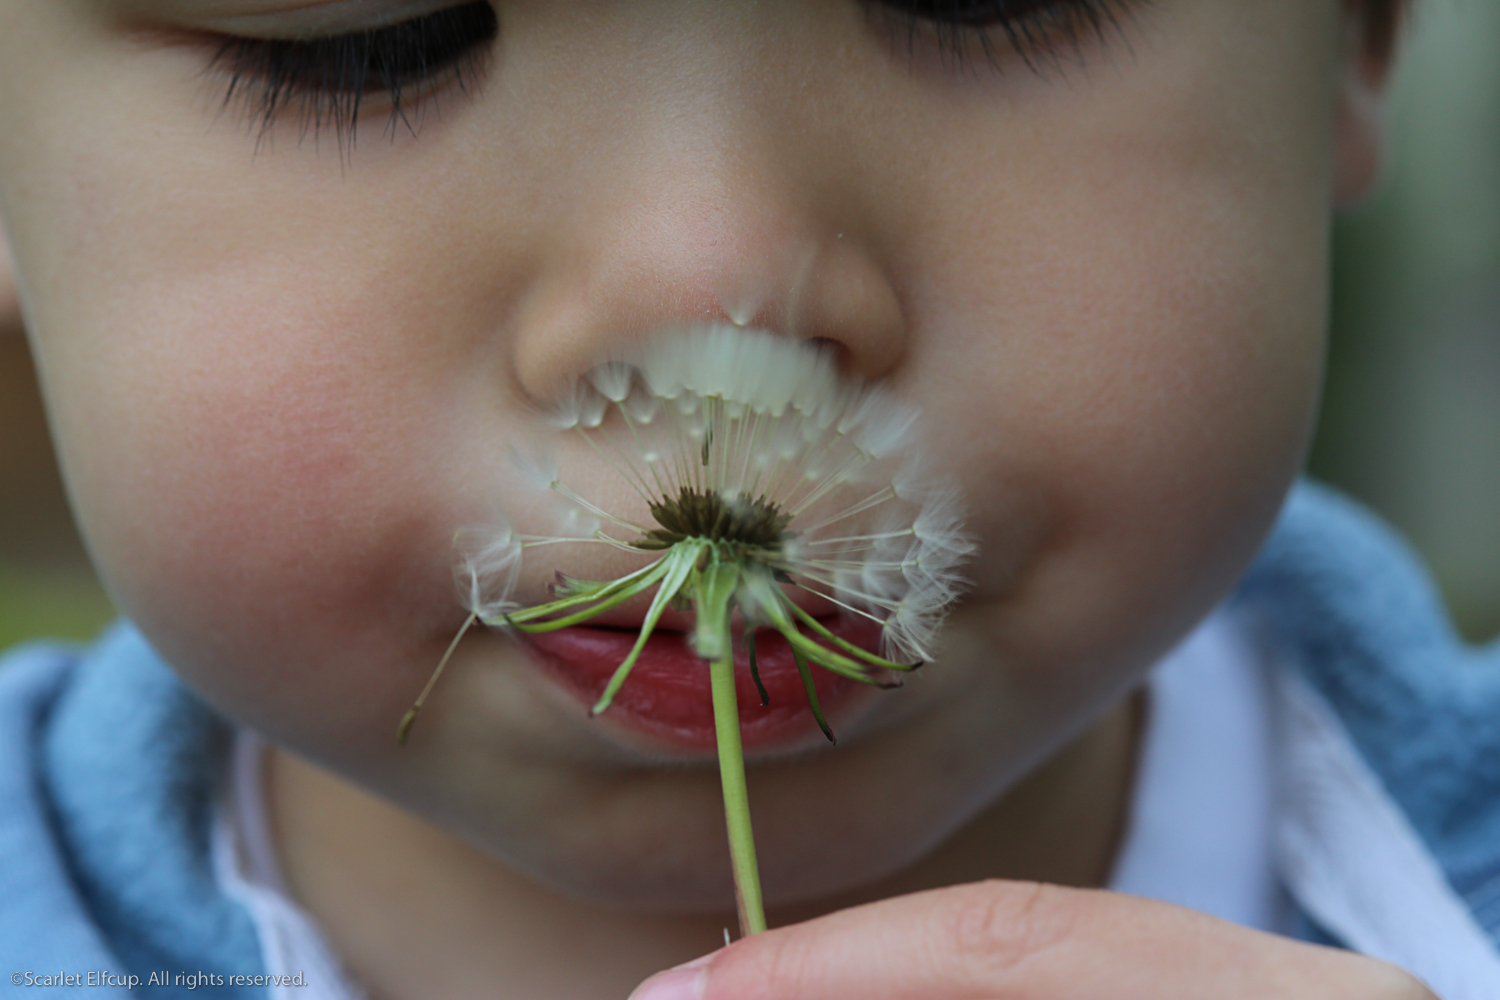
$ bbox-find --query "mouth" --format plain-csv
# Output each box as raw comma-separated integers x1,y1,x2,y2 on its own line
521,615,887,753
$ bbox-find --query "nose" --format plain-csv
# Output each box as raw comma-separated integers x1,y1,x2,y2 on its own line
510,167,908,400
502,17,908,402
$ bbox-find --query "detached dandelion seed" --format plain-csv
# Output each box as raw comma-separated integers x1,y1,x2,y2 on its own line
399,323,975,936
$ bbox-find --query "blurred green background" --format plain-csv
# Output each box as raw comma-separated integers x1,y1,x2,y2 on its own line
1312,0,1500,642
1,0,1497,650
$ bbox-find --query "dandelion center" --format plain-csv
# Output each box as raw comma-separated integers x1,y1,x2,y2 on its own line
634,487,793,553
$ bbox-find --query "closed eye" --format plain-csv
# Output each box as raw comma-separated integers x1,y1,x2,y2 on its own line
862,0,1147,73
205,1,498,152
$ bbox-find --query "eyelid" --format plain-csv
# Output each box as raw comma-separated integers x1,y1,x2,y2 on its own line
195,1,497,154
864,0,1144,73
119,0,463,39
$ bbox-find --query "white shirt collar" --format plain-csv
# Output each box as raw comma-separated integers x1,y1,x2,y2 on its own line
1108,608,1297,933
212,731,368,1000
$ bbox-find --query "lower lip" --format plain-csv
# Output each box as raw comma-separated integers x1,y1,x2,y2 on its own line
523,617,886,752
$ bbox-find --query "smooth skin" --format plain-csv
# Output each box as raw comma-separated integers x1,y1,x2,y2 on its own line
0,0,1435,997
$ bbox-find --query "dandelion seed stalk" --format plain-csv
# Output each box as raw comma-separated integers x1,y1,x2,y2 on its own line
397,324,975,939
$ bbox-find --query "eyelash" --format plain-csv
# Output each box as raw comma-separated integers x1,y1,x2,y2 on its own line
865,0,1144,73
207,0,1137,150
206,1,498,149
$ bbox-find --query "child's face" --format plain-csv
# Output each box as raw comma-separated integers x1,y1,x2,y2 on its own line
0,0,1364,910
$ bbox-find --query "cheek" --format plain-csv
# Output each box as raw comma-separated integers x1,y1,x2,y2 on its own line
1004,190,1325,655
890,19,1337,709
41,250,473,735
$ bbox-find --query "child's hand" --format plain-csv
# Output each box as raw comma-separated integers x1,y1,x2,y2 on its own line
630,881,1438,1000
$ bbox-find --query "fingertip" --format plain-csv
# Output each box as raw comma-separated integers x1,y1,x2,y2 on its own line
627,966,706,1000
629,950,718,1000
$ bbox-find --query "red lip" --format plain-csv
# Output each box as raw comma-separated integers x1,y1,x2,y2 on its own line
523,617,887,752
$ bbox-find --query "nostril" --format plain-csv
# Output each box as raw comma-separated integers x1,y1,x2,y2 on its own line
802,335,850,369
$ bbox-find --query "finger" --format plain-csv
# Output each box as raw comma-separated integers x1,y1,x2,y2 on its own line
631,880,1439,1000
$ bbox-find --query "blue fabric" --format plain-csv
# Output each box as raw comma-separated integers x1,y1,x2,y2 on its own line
1,478,1497,994
0,626,264,997
1236,481,1500,944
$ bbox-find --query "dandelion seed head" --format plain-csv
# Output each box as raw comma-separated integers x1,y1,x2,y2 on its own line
468,323,974,663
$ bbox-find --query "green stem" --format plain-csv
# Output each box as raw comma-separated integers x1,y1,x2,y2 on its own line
790,643,835,744
746,630,770,707
709,623,766,937
590,542,703,715
786,601,920,672
503,558,669,630
743,575,890,686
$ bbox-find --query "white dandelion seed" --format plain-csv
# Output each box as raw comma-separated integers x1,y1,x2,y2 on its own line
453,524,524,622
